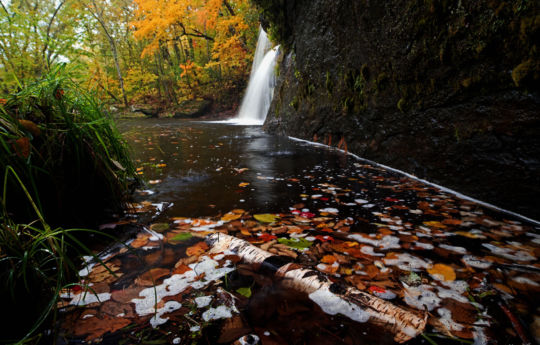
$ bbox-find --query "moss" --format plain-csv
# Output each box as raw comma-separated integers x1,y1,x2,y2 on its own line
361,64,370,80
511,59,539,87
397,97,408,112
342,97,354,114
375,73,389,91
290,96,299,111
294,69,301,80
306,80,316,97
325,71,334,94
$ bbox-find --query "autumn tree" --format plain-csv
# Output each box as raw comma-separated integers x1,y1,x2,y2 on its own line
131,0,258,106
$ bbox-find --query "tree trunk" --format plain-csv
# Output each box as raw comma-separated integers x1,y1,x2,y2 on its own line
206,233,427,343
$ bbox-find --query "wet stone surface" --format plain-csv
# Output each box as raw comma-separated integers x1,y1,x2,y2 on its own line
57,119,540,344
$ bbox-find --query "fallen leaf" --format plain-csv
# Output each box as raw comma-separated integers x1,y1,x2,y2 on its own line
259,233,277,242
170,232,193,242
278,237,312,250
254,214,278,223
13,137,30,158
136,268,171,286
236,287,252,298
69,314,130,341
149,222,169,232
427,263,456,281
222,213,242,222
321,255,337,264
186,241,209,256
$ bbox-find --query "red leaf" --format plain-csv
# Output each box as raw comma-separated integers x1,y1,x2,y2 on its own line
300,212,315,218
369,286,386,293
258,233,277,242
315,235,334,242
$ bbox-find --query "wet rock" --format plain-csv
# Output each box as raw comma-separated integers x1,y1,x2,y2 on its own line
174,99,213,118
257,0,540,219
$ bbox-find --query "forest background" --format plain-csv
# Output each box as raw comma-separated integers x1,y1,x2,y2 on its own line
0,0,260,112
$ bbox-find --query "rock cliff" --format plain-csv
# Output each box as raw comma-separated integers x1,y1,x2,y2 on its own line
255,0,540,219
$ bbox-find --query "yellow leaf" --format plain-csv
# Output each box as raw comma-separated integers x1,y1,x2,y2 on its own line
254,214,278,223
221,213,242,222
423,221,447,229
427,263,456,281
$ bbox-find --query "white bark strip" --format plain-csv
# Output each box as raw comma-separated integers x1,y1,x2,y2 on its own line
206,233,427,343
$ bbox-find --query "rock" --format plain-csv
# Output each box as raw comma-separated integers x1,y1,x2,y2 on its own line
173,99,213,118
256,0,540,219
131,106,161,118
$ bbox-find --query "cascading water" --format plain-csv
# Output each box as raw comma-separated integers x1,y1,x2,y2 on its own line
232,29,280,125
250,27,273,76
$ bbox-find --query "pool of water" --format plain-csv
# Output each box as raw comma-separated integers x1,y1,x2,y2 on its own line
57,118,539,345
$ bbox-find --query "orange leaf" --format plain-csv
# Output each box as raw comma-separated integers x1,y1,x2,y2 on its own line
186,241,209,256
221,213,242,222
13,137,30,158
427,263,456,281
321,255,337,264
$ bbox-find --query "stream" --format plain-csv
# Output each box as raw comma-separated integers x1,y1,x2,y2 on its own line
57,118,540,345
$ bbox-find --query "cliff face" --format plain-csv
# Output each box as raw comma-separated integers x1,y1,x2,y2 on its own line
255,0,540,219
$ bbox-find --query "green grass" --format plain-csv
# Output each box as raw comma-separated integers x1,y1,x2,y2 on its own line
0,64,135,226
0,65,137,342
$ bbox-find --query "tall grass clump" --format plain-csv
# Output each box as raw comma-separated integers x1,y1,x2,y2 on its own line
0,64,135,226
0,65,136,342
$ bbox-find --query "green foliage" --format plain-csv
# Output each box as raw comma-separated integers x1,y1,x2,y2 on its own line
0,166,119,342
0,65,136,226
0,65,135,342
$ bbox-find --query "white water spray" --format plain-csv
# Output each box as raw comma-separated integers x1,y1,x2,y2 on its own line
230,29,280,125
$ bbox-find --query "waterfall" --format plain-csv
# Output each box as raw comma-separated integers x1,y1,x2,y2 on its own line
250,28,273,76
232,29,280,125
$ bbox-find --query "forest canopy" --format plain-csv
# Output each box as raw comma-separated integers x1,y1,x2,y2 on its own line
0,0,259,109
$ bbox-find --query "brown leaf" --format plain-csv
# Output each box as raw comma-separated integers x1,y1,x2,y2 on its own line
13,137,30,158
135,268,170,286
111,287,143,303
71,314,131,341
100,301,136,318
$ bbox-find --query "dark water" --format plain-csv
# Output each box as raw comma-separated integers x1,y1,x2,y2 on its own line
119,119,353,218
76,118,539,345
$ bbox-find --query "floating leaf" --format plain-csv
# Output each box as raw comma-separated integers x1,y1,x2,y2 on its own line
278,237,312,250
427,263,456,281
259,233,277,242
321,255,337,264
171,232,193,241
423,221,446,229
254,213,278,223
236,287,252,298
221,213,242,222
186,241,209,256
149,223,169,232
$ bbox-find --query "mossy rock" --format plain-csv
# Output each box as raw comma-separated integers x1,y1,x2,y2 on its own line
173,99,213,118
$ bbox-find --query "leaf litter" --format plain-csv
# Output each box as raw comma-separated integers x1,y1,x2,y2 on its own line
58,123,540,345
